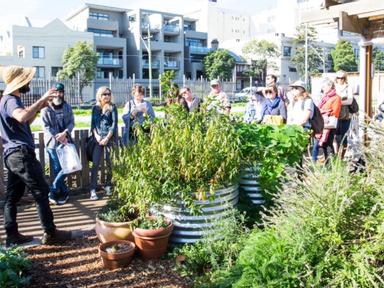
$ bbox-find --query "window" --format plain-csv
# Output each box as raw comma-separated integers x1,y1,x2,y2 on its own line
185,38,204,47
283,46,292,57
88,28,114,37
17,45,25,58
34,66,45,78
89,12,109,20
32,46,45,59
51,67,62,77
289,67,297,72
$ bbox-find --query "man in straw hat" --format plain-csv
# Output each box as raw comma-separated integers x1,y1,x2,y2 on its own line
0,65,72,247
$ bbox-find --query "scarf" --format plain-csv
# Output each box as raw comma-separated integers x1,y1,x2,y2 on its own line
319,89,336,109
262,97,281,118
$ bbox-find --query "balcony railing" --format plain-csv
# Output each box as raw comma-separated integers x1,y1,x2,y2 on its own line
164,25,180,33
97,57,122,66
142,59,160,68
164,59,179,69
189,46,211,54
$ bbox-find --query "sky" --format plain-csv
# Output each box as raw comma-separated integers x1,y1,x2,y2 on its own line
0,0,277,31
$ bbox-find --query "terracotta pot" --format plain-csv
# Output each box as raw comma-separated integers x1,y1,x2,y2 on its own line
99,240,135,270
134,217,174,238
95,217,136,243
132,228,173,260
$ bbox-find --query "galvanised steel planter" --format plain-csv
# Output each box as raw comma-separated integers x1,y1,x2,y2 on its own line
161,184,239,245
239,165,265,205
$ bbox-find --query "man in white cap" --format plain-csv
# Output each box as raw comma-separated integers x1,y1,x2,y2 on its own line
0,65,72,246
208,79,231,114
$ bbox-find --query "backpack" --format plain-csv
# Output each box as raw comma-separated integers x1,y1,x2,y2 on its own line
349,97,359,114
310,103,324,134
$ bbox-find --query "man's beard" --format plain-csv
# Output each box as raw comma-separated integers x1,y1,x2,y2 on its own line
19,84,30,94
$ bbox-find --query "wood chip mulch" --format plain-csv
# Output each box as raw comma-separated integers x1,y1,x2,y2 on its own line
25,233,192,288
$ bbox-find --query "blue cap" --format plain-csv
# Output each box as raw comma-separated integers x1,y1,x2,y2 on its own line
55,83,65,91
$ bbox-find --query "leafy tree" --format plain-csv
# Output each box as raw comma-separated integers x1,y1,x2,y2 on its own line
331,40,357,72
373,47,384,71
58,41,99,102
242,39,280,82
291,24,322,78
203,49,235,81
160,70,176,101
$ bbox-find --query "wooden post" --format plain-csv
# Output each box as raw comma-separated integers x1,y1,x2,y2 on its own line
74,130,81,188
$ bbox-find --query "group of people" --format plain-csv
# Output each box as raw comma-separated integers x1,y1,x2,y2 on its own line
0,64,357,247
243,70,357,162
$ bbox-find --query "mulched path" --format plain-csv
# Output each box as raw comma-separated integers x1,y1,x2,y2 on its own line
25,232,192,288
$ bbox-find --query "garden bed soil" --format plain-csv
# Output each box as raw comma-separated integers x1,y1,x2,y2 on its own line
26,232,191,288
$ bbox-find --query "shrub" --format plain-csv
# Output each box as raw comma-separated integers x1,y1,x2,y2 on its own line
0,247,31,287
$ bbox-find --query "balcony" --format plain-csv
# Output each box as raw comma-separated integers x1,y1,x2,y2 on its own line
97,57,123,67
163,24,180,35
142,59,160,68
189,46,211,55
87,18,119,32
141,23,161,32
164,59,179,69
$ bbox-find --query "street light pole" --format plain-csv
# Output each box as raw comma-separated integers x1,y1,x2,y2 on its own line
147,24,152,99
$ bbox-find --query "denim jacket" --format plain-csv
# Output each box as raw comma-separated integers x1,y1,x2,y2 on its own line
41,102,74,149
91,104,118,140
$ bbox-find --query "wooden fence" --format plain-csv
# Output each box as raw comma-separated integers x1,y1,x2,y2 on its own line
0,128,122,197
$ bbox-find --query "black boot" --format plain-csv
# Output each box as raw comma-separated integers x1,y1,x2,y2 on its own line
5,232,34,247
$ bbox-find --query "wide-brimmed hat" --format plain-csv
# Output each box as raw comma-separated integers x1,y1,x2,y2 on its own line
289,80,306,90
179,87,189,96
2,65,36,95
210,79,220,87
335,70,347,79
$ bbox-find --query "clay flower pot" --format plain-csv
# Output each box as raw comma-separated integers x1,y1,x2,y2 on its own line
133,217,174,238
99,240,136,270
95,217,136,243
132,217,173,260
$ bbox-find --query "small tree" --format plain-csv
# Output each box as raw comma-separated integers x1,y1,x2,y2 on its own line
203,49,235,81
160,70,176,101
291,24,322,78
58,41,99,102
373,47,384,71
242,39,280,82
331,40,358,72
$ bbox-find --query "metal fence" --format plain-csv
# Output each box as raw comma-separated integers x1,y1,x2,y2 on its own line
0,78,237,107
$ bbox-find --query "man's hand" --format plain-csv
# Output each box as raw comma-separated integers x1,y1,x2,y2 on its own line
40,89,56,107
55,132,67,143
94,133,102,143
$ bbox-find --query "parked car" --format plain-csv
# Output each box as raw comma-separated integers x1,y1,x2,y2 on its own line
232,87,258,102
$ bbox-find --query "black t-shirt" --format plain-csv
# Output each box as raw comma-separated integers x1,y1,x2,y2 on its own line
0,94,35,156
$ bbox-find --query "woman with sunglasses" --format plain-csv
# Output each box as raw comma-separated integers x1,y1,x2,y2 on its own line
334,70,354,159
261,85,287,124
89,86,118,200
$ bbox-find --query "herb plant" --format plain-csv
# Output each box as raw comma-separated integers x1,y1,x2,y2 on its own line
0,247,31,287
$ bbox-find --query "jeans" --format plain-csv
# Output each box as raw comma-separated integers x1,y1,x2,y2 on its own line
312,129,336,162
4,146,55,236
90,142,112,190
335,119,351,147
47,148,68,195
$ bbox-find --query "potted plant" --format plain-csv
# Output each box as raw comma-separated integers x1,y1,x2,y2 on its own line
132,215,173,260
114,104,242,244
95,199,138,243
99,240,135,270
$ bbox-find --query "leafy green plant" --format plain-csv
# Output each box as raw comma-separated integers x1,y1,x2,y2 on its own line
112,104,241,215
0,247,31,287
136,215,169,230
204,151,384,287
172,210,249,282
97,199,138,222
235,123,309,204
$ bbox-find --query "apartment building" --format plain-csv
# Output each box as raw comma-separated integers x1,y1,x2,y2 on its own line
66,4,128,81
184,18,210,80
0,19,93,78
125,9,184,80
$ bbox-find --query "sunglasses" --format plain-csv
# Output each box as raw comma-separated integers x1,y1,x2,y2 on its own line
265,90,273,94
336,77,345,80
102,92,111,96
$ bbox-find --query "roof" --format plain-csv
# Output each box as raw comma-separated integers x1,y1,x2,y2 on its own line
66,3,130,21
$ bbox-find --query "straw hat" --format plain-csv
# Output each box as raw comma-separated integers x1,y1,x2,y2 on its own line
289,80,306,91
2,65,36,95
